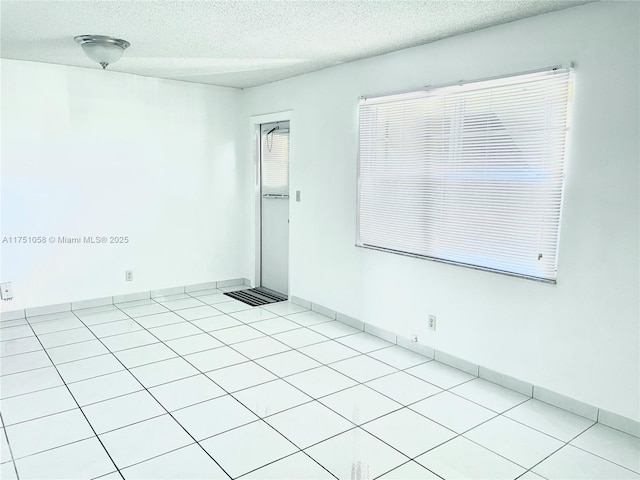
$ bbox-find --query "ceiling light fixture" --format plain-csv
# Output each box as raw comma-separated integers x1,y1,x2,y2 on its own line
74,35,130,70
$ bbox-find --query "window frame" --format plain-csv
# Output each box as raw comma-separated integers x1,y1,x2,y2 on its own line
355,65,574,284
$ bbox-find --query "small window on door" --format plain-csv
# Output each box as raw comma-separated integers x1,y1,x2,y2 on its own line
261,124,290,196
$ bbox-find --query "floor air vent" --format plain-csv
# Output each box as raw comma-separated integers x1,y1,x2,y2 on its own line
224,287,287,307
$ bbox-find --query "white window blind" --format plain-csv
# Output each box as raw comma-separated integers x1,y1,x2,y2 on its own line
357,68,572,282
261,124,290,196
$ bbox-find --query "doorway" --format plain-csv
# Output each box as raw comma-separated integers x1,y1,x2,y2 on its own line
259,121,290,295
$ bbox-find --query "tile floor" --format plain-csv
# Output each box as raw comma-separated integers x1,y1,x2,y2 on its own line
1,288,639,479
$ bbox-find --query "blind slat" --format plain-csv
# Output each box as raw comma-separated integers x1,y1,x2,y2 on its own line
357,68,572,282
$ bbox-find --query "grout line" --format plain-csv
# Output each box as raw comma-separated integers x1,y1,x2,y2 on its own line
5,300,635,479
67,309,235,479
8,317,122,477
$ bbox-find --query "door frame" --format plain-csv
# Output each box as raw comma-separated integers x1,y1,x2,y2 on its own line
249,110,294,294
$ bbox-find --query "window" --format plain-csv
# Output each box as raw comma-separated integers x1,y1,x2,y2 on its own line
357,67,572,282
261,122,290,197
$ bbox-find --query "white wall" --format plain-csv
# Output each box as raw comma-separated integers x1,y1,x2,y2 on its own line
240,1,640,420
1,59,246,310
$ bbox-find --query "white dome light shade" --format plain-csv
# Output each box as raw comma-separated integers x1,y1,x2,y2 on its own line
74,35,130,70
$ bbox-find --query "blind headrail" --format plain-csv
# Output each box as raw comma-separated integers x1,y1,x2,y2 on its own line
360,63,574,102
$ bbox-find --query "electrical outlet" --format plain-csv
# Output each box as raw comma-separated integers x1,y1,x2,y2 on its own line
1,282,13,301
428,314,436,331
410,333,418,342
125,270,133,281
296,190,301,202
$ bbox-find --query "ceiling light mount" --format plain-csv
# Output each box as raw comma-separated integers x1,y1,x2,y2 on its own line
74,35,130,70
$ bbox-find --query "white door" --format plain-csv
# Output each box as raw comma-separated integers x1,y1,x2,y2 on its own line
260,121,289,295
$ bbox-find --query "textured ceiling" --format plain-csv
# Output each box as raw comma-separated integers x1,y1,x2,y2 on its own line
1,0,588,89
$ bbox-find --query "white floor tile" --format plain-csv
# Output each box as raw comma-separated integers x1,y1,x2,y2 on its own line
210,325,264,344
256,350,322,377
378,461,440,479
121,444,228,479
0,325,34,341
6,409,94,458
0,385,77,425
150,293,190,302
368,345,431,370
308,321,361,339
149,375,225,411
173,395,257,440
266,401,353,449
533,444,640,479
157,297,205,311
330,355,397,382
74,305,117,316
177,306,224,321
101,331,159,352
251,317,301,335
99,415,193,469
165,333,222,355
82,390,165,434
114,342,177,369
450,378,529,413
234,379,312,417
571,424,640,472
119,303,168,318
286,366,357,398
230,308,278,323
320,385,401,425
130,357,199,387
518,472,546,479
0,462,17,480
241,451,330,480
197,293,235,305
363,408,456,457
305,428,407,480
200,420,297,478
14,437,115,480
410,391,496,433
57,354,124,383
263,302,308,316
366,371,441,405
1,429,10,463
68,370,143,406
190,315,242,332
148,322,202,341
188,289,223,298
416,437,525,480
465,416,564,468
285,311,334,327
504,398,595,441
38,328,94,349
206,361,276,392
336,332,394,353
184,346,248,372
232,337,290,359
116,299,154,308
272,328,328,349
0,318,26,328
298,340,360,364
30,317,85,335
78,310,129,326
0,367,63,399
134,312,186,329
26,311,74,324
46,339,109,364
0,337,42,357
89,319,143,338
0,350,51,376
406,360,475,389
213,301,253,314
